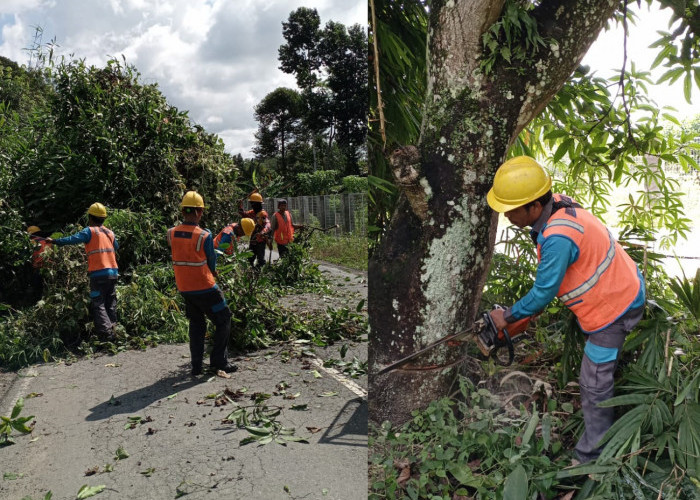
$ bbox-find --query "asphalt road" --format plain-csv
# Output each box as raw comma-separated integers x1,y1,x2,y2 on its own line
0,263,368,500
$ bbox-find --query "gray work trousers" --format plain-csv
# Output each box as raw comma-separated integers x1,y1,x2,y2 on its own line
575,305,644,463
89,276,117,338
182,288,231,370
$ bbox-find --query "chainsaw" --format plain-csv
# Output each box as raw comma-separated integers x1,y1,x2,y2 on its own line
376,305,532,375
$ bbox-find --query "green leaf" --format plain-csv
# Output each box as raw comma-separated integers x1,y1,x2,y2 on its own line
11,398,24,419
245,426,271,436
556,463,618,478
447,463,482,487
552,139,571,163
76,484,106,499
503,465,528,500
541,413,551,450
674,371,700,406
520,409,539,446
597,393,653,407
114,446,129,460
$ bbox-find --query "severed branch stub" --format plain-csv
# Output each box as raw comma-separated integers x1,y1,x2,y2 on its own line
390,145,429,221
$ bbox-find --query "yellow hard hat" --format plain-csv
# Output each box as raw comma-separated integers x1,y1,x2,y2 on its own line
180,191,204,208
87,202,108,218
487,156,552,213
240,218,255,237
27,226,41,234
249,192,263,203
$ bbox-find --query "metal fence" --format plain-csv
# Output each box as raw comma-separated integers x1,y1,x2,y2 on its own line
242,193,367,236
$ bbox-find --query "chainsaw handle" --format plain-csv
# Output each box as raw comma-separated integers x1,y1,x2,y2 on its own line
498,315,531,342
487,306,535,366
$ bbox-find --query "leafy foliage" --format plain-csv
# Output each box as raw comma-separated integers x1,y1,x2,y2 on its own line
341,175,368,194
480,0,547,74
295,170,341,195
368,0,427,241
0,398,35,447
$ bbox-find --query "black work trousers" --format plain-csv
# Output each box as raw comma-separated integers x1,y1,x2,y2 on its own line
182,288,231,370
248,241,267,268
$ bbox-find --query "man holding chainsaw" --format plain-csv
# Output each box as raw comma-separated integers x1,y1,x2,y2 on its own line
238,192,271,269
486,156,645,464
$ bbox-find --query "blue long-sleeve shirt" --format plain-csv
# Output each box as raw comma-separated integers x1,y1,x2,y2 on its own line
506,200,645,330
53,226,119,278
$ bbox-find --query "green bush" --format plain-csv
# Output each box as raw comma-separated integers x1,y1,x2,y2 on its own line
295,170,341,195
105,208,170,275
341,175,367,193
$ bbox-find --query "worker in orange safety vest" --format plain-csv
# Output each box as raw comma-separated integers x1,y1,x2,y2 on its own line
269,199,304,259
486,156,645,464
168,191,237,376
46,203,119,340
213,218,255,255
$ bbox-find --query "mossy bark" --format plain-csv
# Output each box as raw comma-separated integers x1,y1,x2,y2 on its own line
369,0,620,425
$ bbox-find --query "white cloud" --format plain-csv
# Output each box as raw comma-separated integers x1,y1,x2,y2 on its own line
0,0,365,156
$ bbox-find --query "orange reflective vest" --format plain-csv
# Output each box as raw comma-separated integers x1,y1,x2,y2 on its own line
30,236,50,269
167,224,216,292
213,223,240,255
85,227,118,273
273,211,294,245
538,194,641,332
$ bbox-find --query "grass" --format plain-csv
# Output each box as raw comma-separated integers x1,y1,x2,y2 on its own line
306,233,368,271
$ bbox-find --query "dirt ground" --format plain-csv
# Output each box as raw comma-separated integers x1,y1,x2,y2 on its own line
279,262,368,315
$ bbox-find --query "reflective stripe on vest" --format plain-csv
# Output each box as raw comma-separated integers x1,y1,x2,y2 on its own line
85,227,117,273
559,229,616,303
168,224,216,292
274,212,294,245
539,194,640,333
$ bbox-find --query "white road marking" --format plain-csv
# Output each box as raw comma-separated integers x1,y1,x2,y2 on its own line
310,357,367,399
1,368,38,415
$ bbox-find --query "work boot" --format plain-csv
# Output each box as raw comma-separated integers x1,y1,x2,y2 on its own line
191,363,203,377
212,363,238,374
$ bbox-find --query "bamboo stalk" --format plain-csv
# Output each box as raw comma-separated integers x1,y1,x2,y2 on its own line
369,0,387,148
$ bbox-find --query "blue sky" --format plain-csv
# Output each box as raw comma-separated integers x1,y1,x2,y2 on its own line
0,0,365,157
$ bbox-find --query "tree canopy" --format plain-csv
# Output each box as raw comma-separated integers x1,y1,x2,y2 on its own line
259,7,368,180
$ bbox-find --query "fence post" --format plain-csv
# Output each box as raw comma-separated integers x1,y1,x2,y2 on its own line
320,195,327,229
342,193,351,233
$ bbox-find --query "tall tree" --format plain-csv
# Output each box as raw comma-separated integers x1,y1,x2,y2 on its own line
253,87,303,177
278,8,368,176
369,0,700,424
320,22,369,175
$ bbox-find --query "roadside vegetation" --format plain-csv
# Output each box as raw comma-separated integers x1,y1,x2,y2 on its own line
307,232,369,271
0,13,367,372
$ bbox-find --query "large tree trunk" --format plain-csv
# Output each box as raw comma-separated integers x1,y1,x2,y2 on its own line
369,0,620,425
